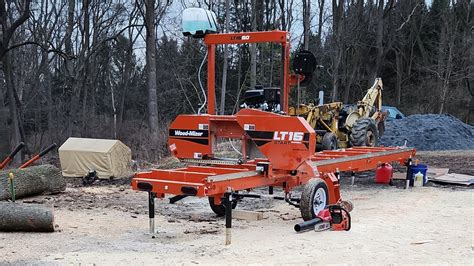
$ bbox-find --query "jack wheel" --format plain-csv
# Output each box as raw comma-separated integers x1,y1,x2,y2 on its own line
300,178,329,221
322,132,338,150
209,196,238,217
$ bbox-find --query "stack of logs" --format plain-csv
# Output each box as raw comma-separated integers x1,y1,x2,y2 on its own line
0,165,66,232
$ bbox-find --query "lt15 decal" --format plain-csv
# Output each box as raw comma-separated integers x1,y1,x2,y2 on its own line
273,131,304,144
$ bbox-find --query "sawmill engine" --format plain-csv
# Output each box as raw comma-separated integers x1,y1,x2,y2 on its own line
240,86,282,113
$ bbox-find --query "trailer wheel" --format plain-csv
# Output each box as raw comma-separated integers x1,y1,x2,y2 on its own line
300,178,329,221
208,196,238,217
321,132,338,150
350,117,379,147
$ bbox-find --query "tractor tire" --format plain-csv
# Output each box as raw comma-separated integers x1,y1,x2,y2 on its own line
321,132,338,150
208,196,238,217
377,120,385,137
350,118,379,147
299,178,329,221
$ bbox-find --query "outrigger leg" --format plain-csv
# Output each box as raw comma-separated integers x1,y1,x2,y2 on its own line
224,192,232,245
148,192,156,236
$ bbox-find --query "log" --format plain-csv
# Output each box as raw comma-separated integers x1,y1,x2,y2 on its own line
0,202,55,232
0,164,66,200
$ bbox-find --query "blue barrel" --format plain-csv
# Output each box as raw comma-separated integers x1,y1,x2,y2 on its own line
410,164,428,186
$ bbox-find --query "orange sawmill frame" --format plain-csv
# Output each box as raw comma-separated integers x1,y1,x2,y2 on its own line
131,31,416,239
203,31,291,114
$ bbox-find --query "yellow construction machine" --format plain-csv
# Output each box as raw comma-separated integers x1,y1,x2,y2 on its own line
289,78,386,150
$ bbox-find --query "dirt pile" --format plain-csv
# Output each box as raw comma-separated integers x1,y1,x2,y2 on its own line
380,114,474,151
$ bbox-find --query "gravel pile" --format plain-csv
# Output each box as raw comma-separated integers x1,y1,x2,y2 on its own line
380,114,474,151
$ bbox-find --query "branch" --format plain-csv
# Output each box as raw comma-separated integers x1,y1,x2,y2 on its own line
1,41,72,60
87,24,144,58
5,0,32,43
396,4,419,32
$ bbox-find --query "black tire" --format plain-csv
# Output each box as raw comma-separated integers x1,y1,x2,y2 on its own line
300,178,329,221
321,132,338,150
208,196,238,217
350,117,379,147
377,120,385,137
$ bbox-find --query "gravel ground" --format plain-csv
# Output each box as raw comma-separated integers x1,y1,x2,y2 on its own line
380,114,474,151
0,151,472,264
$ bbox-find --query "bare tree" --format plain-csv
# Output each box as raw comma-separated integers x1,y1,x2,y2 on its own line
331,0,343,101
0,0,31,160
303,0,310,50
250,0,257,90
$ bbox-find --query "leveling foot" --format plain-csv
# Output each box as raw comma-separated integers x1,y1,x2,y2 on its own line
224,192,232,245
148,192,156,237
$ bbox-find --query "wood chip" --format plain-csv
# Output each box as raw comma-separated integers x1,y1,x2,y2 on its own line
411,240,434,245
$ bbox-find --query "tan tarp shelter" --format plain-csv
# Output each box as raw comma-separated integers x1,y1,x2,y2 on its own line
58,137,132,179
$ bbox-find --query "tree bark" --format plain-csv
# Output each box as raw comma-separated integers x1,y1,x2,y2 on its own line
0,164,66,201
316,0,325,48
64,0,75,77
303,0,310,50
2,54,21,164
0,202,54,232
331,0,344,101
145,0,159,135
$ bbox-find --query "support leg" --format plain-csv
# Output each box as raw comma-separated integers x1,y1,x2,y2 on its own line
148,192,156,236
350,172,355,186
269,186,274,195
405,158,412,189
224,192,232,245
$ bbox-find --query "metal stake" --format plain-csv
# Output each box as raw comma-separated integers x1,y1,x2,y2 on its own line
224,191,232,245
148,192,155,235
405,158,412,190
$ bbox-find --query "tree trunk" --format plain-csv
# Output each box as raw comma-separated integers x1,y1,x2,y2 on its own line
316,0,325,48
0,61,9,159
467,79,473,124
303,0,310,50
118,45,132,136
331,0,344,102
64,0,75,77
396,50,402,105
219,0,231,115
343,61,358,103
0,164,66,201
80,0,91,136
250,0,257,90
372,0,385,81
0,202,54,232
145,0,159,135
439,38,454,114
279,0,286,30
0,3,6,159
3,54,21,164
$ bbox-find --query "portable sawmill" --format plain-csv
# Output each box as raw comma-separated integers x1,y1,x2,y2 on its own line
131,8,416,243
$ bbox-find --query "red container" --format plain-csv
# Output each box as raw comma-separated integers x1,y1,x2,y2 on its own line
375,163,393,184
